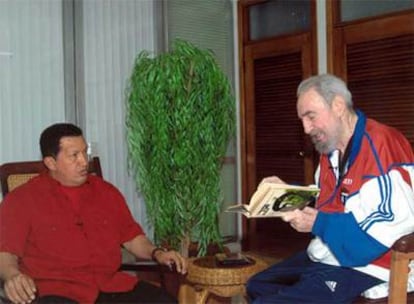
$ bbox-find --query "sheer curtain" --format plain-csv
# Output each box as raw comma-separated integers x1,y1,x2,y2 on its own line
0,0,66,164
78,0,159,226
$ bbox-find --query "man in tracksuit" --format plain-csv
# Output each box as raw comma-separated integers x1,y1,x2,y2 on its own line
246,74,414,303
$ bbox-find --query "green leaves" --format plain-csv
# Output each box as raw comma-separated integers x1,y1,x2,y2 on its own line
125,39,235,256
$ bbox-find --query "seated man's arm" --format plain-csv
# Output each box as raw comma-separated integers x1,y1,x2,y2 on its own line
123,235,187,274
313,165,414,266
0,252,36,304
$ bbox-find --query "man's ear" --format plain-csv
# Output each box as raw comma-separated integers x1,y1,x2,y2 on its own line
43,156,57,171
332,96,346,117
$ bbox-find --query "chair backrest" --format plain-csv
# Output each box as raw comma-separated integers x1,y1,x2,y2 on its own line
0,157,102,197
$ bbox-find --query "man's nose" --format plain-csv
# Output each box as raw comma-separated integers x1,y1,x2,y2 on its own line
78,153,89,166
302,120,313,134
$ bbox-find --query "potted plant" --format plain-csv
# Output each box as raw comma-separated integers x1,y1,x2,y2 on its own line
125,39,235,256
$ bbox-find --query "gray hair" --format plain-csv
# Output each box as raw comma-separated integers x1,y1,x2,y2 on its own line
297,74,353,109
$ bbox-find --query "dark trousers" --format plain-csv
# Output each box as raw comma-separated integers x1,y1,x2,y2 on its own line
246,251,384,304
5,281,177,304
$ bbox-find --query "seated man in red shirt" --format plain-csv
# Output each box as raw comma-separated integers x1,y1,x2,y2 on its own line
0,123,187,304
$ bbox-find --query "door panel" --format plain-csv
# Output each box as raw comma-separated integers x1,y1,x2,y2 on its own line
331,12,414,149
244,34,315,192
254,52,306,184
242,33,316,248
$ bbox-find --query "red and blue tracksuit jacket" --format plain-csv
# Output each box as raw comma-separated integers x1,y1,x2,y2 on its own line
308,110,414,296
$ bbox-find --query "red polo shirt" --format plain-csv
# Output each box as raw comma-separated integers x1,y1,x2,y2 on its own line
0,172,144,303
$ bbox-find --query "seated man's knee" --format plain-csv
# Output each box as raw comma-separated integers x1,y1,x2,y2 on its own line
246,276,259,299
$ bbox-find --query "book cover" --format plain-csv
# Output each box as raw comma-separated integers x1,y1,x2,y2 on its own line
215,252,252,267
225,182,319,218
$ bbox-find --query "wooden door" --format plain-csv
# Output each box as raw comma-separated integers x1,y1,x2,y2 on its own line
242,34,317,249
328,5,414,148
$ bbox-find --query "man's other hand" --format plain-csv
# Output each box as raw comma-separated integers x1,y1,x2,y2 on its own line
280,206,318,233
153,250,188,275
4,272,37,304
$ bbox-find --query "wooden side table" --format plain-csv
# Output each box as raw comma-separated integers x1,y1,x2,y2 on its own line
178,254,268,304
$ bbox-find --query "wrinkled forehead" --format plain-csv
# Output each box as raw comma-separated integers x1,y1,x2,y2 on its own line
297,88,328,118
58,136,87,150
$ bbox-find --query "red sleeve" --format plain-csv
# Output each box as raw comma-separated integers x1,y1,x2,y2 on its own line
97,179,145,243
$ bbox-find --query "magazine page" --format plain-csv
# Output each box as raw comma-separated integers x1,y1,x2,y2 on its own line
226,182,319,218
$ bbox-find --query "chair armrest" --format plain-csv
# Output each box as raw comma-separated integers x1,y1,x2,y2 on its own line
120,259,175,289
120,259,172,272
392,232,414,253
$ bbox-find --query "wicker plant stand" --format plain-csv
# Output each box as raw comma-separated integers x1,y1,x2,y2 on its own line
178,255,268,303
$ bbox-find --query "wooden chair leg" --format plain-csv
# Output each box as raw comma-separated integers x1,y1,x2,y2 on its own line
178,284,198,304
388,250,410,304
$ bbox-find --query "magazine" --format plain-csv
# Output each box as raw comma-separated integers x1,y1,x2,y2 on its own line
226,182,319,218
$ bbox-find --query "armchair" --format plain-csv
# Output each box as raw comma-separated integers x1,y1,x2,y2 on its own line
354,232,414,304
388,233,414,304
0,157,171,302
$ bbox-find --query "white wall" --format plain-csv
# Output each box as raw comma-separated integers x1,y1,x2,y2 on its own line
316,0,327,74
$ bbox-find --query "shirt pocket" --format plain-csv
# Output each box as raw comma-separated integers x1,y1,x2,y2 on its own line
31,217,90,263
